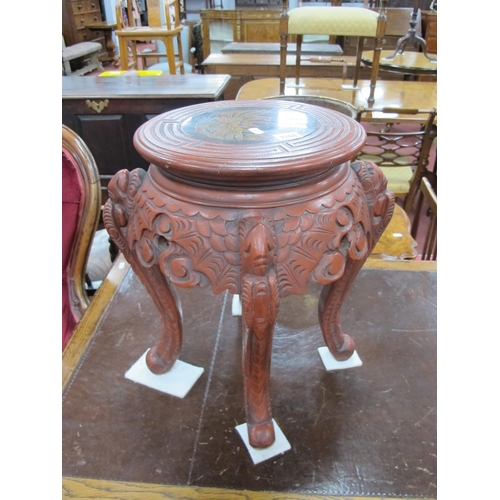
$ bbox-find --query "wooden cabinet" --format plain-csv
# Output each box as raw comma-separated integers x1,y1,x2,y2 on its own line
62,74,230,202
62,0,106,60
422,11,437,54
200,9,283,60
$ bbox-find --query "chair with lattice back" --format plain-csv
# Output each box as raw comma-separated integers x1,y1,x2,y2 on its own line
356,107,437,214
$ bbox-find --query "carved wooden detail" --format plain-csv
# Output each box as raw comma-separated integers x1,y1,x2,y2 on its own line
103,100,394,449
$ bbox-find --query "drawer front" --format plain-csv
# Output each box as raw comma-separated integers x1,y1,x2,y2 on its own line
75,12,103,28
75,28,93,42
71,0,100,15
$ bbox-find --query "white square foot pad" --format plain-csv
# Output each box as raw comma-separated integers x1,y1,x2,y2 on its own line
232,294,242,316
235,419,291,464
318,347,363,371
125,350,204,398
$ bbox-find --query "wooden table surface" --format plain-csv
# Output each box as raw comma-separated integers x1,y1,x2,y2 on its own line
202,54,363,100
203,53,356,76
62,73,231,99
221,42,343,56
236,78,437,119
361,50,438,76
63,254,436,500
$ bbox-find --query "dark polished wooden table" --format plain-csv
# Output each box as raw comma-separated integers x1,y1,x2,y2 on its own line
63,256,436,499
62,73,231,203
103,99,395,449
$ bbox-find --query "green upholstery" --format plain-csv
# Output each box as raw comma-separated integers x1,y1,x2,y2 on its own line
288,7,379,36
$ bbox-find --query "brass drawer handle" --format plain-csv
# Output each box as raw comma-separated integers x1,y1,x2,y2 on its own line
85,99,109,114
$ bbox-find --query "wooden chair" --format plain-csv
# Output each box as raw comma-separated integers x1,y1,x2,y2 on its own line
115,0,185,74
279,0,387,105
62,125,101,350
410,177,437,260
355,107,437,214
263,95,358,119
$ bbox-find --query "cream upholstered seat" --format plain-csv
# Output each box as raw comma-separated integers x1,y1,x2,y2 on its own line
288,6,379,36
279,1,386,103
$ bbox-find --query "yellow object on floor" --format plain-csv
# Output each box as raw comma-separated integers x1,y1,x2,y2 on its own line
99,70,163,77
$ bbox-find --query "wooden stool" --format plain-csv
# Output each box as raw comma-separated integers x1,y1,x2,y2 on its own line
62,40,104,76
103,100,394,449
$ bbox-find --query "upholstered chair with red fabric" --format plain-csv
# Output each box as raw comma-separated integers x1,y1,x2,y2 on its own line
62,125,101,350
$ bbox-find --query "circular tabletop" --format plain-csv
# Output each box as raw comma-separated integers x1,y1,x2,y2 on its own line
361,50,437,76
133,100,366,186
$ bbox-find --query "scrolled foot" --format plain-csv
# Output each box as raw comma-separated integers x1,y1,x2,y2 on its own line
248,420,275,449
146,346,177,375
330,333,355,362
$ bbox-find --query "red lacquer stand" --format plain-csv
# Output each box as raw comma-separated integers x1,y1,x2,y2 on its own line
103,100,394,449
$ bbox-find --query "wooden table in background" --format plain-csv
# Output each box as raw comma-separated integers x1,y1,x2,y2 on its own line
372,204,417,260
62,73,231,203
221,42,343,56
236,78,437,119
203,54,359,100
361,50,437,78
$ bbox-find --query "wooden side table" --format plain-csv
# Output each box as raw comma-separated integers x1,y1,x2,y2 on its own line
103,100,394,449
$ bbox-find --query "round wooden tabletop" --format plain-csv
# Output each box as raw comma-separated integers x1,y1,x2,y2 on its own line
133,99,366,187
362,50,437,76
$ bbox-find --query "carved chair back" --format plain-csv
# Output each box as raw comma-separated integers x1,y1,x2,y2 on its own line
62,125,101,350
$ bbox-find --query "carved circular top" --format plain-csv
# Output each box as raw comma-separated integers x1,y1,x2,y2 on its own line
133,100,366,187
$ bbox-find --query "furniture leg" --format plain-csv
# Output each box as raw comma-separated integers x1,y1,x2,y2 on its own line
295,35,302,85
103,169,183,375
318,258,363,361
163,36,177,74
318,159,395,361
240,218,279,448
91,53,105,73
118,37,129,70
352,37,364,88
63,60,72,76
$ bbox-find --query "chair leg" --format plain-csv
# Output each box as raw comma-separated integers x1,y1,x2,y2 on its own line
63,60,72,76
177,33,185,75
163,37,177,74
118,37,129,70
295,35,302,85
